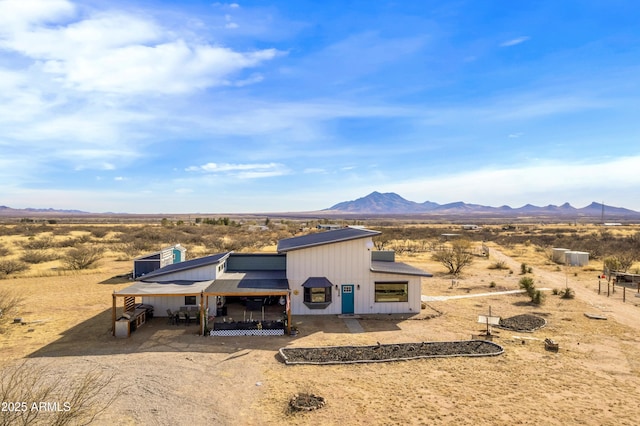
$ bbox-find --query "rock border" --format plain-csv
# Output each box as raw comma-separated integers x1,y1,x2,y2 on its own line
279,340,504,365
497,314,547,333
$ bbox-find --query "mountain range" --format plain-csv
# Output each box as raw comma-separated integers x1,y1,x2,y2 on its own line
325,192,640,219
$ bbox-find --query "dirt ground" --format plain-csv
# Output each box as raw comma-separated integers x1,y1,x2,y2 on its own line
2,243,640,425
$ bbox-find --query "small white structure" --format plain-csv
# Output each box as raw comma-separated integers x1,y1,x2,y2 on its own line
565,251,589,266
552,248,570,264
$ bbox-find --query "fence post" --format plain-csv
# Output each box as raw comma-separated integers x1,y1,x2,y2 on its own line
607,282,610,297
598,279,601,295
623,286,626,303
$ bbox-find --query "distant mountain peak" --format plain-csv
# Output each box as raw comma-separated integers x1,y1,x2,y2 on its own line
325,192,640,219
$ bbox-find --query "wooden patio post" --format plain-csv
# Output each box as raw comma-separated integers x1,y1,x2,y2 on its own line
111,293,117,337
199,291,205,336
286,293,292,335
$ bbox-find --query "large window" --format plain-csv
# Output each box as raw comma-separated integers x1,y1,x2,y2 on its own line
375,282,408,303
184,296,197,305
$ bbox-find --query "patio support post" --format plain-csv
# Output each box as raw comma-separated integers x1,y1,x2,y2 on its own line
200,291,205,336
111,292,117,337
286,293,292,335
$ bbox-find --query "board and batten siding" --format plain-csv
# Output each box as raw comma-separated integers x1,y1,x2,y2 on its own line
142,295,204,316
287,238,422,315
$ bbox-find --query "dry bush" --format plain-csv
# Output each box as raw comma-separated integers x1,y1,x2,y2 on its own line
0,289,23,332
0,243,10,257
20,236,55,250
0,260,30,277
62,246,105,270
0,362,118,426
432,239,474,275
20,249,56,264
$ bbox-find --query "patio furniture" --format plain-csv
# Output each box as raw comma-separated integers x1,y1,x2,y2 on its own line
166,309,178,325
187,307,198,324
177,310,188,326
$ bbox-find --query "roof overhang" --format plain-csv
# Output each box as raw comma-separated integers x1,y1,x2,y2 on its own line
301,277,333,288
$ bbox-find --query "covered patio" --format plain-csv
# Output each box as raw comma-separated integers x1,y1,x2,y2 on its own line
112,272,291,337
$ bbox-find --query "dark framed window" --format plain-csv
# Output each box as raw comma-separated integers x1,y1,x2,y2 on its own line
185,296,197,305
375,282,408,303
303,287,332,309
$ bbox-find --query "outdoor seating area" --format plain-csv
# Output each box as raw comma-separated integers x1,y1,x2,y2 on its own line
208,300,287,336
167,306,200,326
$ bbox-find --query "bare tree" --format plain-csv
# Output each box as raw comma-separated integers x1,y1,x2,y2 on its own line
432,239,474,275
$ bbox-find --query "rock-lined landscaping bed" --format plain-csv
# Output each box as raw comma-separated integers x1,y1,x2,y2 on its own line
279,340,504,365
498,314,547,332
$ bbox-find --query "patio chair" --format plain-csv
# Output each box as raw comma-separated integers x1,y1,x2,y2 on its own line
187,308,198,325
166,309,177,325
177,310,188,326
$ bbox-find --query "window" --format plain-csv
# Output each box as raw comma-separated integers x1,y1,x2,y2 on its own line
375,282,408,303
303,287,332,309
184,296,197,305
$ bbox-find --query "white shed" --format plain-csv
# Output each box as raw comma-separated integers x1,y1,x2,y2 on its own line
565,251,589,266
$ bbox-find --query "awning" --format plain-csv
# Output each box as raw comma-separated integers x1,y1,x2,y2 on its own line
206,271,289,295
115,279,214,296
302,277,333,288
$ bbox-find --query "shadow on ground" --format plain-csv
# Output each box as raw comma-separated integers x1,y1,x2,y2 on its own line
26,310,408,359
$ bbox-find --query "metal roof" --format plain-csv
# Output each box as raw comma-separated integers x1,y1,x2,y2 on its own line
116,279,213,296
207,271,289,295
136,252,231,280
302,277,333,288
370,260,433,277
277,227,381,252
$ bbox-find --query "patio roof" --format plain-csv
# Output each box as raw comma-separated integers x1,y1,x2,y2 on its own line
206,271,289,295
115,279,214,297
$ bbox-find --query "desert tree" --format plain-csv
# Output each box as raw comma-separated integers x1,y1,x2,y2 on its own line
0,289,23,332
432,239,474,276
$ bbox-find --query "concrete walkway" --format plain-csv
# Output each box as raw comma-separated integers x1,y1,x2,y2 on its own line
343,317,365,333
422,288,551,302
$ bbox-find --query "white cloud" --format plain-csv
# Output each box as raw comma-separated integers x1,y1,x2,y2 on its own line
0,1,281,95
500,36,530,47
508,132,524,138
185,162,289,178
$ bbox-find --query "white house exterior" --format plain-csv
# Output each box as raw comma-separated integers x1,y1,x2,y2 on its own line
278,228,431,315
113,227,432,336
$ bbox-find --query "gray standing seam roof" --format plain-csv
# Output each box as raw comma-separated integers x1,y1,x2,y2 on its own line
135,252,231,280
277,227,381,252
370,260,433,277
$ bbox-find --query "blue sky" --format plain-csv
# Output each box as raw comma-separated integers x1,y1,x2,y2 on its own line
1,0,639,213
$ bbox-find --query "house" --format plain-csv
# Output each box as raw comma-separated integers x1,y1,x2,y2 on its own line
277,227,432,315
112,227,432,336
133,244,187,278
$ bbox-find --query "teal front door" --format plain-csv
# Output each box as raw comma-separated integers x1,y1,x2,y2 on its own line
341,285,354,314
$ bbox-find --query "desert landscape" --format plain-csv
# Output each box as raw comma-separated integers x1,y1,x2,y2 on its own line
1,220,640,425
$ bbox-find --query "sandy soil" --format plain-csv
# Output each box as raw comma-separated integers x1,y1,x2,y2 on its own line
2,244,640,425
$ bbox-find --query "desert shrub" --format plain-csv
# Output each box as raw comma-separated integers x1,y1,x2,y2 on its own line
0,361,118,425
552,288,560,295
0,289,23,331
20,249,56,264
89,228,109,239
21,236,55,250
489,281,496,288
0,260,29,277
519,276,544,304
488,260,508,270
0,243,10,257
520,263,532,274
62,246,105,270
560,287,575,299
